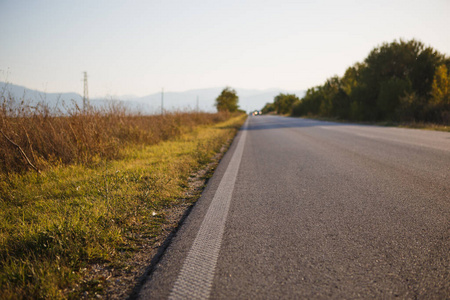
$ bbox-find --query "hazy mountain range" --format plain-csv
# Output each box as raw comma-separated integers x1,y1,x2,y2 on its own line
0,82,305,114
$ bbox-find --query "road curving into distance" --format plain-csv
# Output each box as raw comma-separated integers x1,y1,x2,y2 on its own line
138,115,449,299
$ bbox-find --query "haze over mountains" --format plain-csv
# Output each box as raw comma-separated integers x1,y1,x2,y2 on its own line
0,82,304,114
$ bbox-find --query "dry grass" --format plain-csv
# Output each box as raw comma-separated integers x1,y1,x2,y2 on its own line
0,95,246,298
0,96,231,173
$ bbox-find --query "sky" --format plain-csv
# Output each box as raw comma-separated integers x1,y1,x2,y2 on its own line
1,0,449,98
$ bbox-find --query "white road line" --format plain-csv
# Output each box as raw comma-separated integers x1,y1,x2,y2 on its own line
169,118,249,300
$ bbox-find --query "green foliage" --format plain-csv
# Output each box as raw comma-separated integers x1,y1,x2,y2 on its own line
431,64,450,105
291,39,450,124
292,87,322,116
261,102,275,114
273,93,300,115
396,92,426,122
215,87,239,113
377,77,412,120
428,64,450,124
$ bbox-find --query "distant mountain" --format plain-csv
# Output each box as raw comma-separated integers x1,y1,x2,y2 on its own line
0,82,151,113
0,82,304,114
1,82,82,107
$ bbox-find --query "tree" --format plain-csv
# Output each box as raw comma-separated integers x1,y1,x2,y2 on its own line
341,63,363,96
431,64,450,105
355,39,448,120
273,93,300,114
411,46,446,98
215,87,239,112
261,102,275,114
281,39,449,124
292,87,322,116
429,64,450,124
377,77,412,120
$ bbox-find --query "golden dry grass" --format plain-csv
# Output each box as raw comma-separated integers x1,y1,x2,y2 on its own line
0,97,231,173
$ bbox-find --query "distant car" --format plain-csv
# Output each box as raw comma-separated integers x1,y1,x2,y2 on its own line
250,110,261,116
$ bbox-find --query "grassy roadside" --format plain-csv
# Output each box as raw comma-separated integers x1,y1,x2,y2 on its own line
292,115,450,132
0,114,246,299
0,107,232,174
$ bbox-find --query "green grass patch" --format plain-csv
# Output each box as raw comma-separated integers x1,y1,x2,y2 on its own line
0,114,246,299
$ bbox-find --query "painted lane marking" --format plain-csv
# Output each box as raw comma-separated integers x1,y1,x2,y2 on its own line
169,119,249,300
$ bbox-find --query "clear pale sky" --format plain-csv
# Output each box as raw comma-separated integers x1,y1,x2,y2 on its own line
1,0,449,98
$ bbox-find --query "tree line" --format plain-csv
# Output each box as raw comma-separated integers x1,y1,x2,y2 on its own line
262,39,450,124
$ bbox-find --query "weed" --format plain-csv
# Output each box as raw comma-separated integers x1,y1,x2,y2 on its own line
0,110,246,298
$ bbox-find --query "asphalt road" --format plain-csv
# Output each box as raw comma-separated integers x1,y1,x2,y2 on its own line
138,116,449,299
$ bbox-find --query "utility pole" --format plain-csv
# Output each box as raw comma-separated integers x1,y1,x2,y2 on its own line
83,71,89,113
196,96,199,112
161,88,164,115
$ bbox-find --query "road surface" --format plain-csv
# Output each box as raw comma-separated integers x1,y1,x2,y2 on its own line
137,116,449,299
